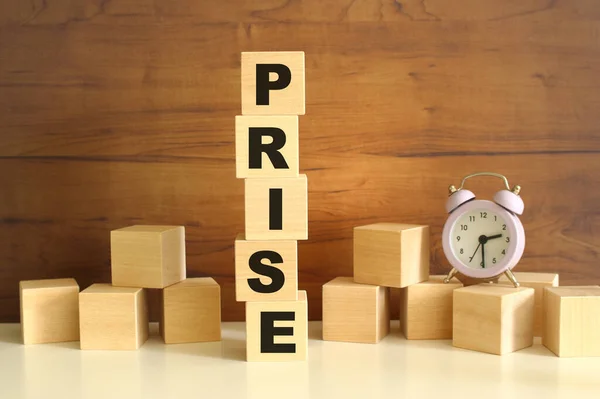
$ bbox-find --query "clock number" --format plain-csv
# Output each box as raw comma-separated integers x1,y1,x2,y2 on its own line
494,215,497,221
506,237,510,243
469,216,476,222
460,248,464,254
492,257,497,264
480,212,487,218
502,249,506,255
457,236,461,242
461,225,468,231
502,224,506,231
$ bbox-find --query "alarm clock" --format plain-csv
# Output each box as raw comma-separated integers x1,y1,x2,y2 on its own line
442,172,525,288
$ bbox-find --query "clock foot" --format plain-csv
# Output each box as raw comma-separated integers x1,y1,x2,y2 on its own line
444,268,458,284
504,270,520,288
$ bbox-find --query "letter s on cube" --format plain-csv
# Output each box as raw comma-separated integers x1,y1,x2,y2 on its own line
234,234,298,302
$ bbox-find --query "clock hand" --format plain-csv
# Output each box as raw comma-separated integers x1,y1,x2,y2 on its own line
475,235,488,268
468,242,481,263
478,233,501,268
485,234,503,240
481,241,485,268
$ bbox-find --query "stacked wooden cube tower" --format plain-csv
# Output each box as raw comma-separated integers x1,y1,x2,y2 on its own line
235,51,308,362
323,223,436,343
19,225,222,349
321,225,592,357
15,51,600,359
322,224,522,345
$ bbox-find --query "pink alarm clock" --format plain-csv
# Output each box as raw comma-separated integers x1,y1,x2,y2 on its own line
442,172,525,288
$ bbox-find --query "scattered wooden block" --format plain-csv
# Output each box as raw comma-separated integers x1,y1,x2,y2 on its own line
241,51,305,116
322,277,389,344
235,115,299,179
353,223,429,288
498,272,559,337
111,225,186,289
401,275,463,340
235,234,298,302
160,278,221,344
453,284,534,355
19,278,80,345
79,284,148,350
246,290,308,361
245,175,308,240
543,286,600,357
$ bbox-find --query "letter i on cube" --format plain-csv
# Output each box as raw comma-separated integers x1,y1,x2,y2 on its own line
244,175,308,240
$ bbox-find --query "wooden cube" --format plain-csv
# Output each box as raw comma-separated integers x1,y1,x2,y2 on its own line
353,223,429,288
241,51,305,115
235,115,299,179
111,225,186,289
498,272,559,337
401,275,463,340
453,284,534,355
245,175,308,240
19,278,80,345
235,234,297,302
246,290,308,362
160,278,221,344
543,286,600,357
322,277,389,344
79,284,148,350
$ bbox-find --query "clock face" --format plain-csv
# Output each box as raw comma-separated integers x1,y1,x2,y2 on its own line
450,208,511,270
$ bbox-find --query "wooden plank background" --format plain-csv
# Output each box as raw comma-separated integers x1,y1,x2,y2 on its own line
1,0,599,322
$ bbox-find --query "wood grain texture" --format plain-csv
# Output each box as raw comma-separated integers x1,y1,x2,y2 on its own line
354,223,429,288
453,284,535,355
322,277,390,343
19,278,80,344
542,285,600,357
1,0,600,322
161,277,221,344
111,225,186,289
79,284,149,350
498,271,559,337
400,275,462,340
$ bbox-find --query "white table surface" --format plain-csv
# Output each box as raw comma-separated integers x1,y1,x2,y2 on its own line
1,321,599,399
